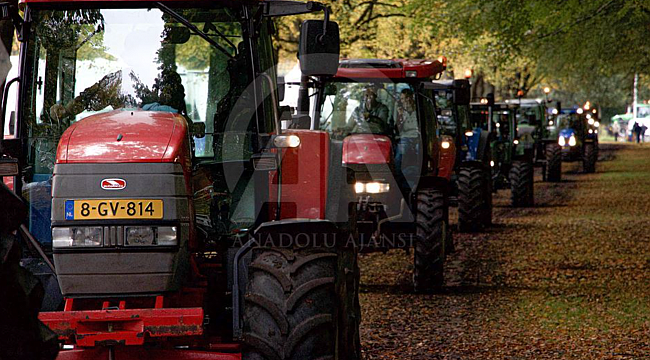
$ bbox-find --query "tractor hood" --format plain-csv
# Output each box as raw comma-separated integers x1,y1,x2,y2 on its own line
559,128,575,138
56,110,188,163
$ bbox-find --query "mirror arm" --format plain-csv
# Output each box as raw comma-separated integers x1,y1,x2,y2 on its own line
260,73,282,135
318,6,329,43
0,76,20,140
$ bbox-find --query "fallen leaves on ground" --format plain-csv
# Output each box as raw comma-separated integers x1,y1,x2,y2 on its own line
359,143,650,359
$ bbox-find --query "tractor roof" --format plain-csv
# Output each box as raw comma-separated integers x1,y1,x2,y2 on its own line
335,58,446,80
470,102,516,111
504,98,544,106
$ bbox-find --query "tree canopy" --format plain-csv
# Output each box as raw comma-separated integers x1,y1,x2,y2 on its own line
274,0,650,113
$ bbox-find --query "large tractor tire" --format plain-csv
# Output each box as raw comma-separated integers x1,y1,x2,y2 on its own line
458,166,486,232
413,189,448,293
583,143,597,173
242,246,360,360
0,235,59,360
509,160,534,207
545,143,562,182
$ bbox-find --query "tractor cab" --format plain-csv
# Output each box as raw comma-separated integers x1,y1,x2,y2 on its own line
555,107,599,172
0,1,365,359
312,58,454,292
505,97,564,182
470,101,517,190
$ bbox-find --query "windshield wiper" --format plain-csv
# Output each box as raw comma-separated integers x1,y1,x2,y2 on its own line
156,2,234,60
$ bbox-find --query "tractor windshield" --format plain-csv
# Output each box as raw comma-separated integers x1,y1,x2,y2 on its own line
434,89,470,137
317,81,417,139
19,6,249,246
469,106,513,141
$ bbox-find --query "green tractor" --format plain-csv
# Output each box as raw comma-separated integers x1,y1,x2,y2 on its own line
471,97,535,207
506,98,563,182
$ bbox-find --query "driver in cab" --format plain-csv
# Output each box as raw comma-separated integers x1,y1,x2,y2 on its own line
348,85,389,134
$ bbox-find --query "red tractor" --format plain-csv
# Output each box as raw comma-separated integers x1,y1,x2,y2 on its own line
0,1,362,359
309,58,455,292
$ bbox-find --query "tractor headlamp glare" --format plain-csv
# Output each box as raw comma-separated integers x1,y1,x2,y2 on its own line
558,136,566,147
568,135,577,147
354,181,390,194
273,135,301,148
52,227,102,248
125,226,178,246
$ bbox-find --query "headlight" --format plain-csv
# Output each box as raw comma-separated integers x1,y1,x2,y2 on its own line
355,182,390,194
490,160,495,167
125,226,178,246
273,135,301,148
465,131,474,137
588,118,595,125
496,122,501,128
588,129,594,134
568,135,577,146
548,121,554,126
558,136,566,146
52,227,102,248
513,139,519,145
157,226,178,246
594,121,600,128
441,141,451,149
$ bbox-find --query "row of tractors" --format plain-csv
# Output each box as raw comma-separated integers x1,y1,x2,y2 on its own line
0,1,599,359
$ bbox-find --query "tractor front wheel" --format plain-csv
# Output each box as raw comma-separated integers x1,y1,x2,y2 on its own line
545,143,562,182
243,246,360,360
413,189,448,293
458,166,486,232
583,143,597,173
509,160,534,207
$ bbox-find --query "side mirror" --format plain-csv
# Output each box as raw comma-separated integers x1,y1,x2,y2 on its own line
299,20,340,76
191,122,206,139
0,2,24,40
486,93,495,107
452,79,470,105
277,76,286,102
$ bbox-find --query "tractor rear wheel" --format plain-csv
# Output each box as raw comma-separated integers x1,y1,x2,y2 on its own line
458,166,485,232
583,143,597,173
509,160,534,207
413,189,448,293
243,246,360,360
545,143,562,182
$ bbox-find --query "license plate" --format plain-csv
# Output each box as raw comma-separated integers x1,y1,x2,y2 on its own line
65,199,164,220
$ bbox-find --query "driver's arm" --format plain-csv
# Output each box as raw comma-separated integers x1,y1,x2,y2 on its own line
49,71,123,120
